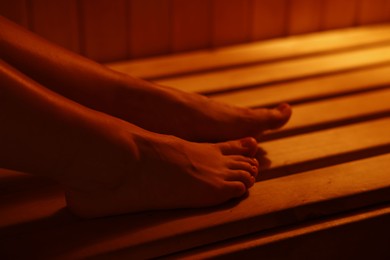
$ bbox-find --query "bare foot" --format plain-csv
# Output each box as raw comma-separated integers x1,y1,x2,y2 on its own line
65,118,260,218
115,80,292,142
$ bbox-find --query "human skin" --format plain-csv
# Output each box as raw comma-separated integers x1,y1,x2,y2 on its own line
0,16,292,218
1,60,260,218
0,16,292,142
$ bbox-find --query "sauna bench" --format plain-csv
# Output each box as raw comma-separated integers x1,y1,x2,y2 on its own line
1,24,390,259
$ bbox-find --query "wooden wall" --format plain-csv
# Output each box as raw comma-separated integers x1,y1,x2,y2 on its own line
1,0,390,63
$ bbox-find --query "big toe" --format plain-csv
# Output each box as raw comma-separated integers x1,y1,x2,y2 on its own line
218,137,258,157
255,103,292,131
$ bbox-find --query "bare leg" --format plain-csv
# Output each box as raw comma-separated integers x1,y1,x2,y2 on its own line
0,16,291,142
1,60,260,218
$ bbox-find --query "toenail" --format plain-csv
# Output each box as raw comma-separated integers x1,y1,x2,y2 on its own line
240,137,256,149
250,176,256,184
277,103,291,113
252,158,259,165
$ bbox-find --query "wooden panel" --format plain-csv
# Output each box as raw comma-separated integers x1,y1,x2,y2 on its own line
212,0,252,47
0,0,29,28
288,0,324,35
252,0,288,41
2,23,390,259
170,204,390,259
107,24,390,79
273,88,390,135
358,0,390,25
156,45,390,94
80,0,128,62
172,0,212,52
29,0,80,53
128,0,172,59
1,154,389,259
260,118,390,177
214,87,390,138
322,0,359,30
212,66,390,107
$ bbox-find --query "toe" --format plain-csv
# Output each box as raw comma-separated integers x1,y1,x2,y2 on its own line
254,103,292,131
228,155,259,167
225,170,255,188
222,181,248,201
218,137,258,156
223,181,247,199
227,159,259,178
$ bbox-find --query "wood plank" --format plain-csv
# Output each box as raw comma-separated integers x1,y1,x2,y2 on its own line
212,0,252,47
272,88,390,136
156,45,390,94
172,0,212,52
260,118,390,178
252,0,288,41
321,0,359,30
2,108,388,232
107,24,390,79
171,204,390,259
288,0,323,35
128,0,172,59
358,0,390,25
29,0,80,53
1,153,389,259
80,0,128,62
212,66,390,107
0,0,29,28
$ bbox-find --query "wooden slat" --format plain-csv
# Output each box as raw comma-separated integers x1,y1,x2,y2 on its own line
288,0,323,35
212,0,252,47
212,66,390,107
80,0,128,62
260,118,390,177
128,0,172,59
2,22,390,260
321,0,359,30
156,45,390,94
107,24,390,79
172,0,212,52
29,0,80,53
273,88,390,134
252,0,288,41
358,0,390,25
172,204,390,259
0,0,29,28
1,153,389,259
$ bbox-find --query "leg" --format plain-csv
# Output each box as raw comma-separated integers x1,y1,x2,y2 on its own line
0,60,260,218
0,16,291,142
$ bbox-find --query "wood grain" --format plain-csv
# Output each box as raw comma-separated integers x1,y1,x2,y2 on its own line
80,0,128,62
358,0,390,25
2,21,390,259
172,0,212,52
252,0,288,41
156,44,390,94
108,24,390,79
1,154,389,259
172,204,390,259
272,88,390,134
212,0,252,47
128,0,172,59
322,0,359,30
288,0,324,35
29,0,80,53
260,118,390,177
212,66,390,107
0,0,29,28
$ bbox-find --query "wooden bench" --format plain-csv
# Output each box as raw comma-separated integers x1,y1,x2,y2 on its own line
1,24,390,259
